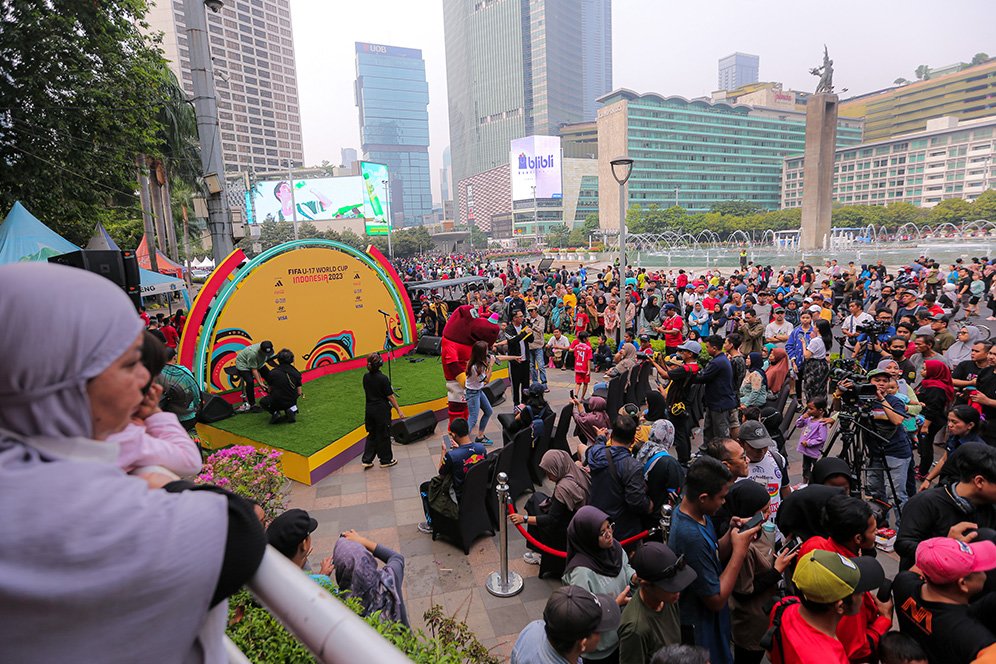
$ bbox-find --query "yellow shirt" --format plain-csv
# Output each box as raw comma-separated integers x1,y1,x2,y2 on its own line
563,292,577,309
820,307,833,322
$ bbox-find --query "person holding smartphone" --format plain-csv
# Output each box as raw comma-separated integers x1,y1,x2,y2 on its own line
417,418,487,535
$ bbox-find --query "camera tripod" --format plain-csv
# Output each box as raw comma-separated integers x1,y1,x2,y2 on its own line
822,409,904,519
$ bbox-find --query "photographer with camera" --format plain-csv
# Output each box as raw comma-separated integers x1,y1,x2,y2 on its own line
852,308,896,371
842,299,874,359
862,369,913,527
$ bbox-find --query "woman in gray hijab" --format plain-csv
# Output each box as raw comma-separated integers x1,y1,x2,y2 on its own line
944,324,981,367
634,419,685,514
333,529,408,626
0,263,266,663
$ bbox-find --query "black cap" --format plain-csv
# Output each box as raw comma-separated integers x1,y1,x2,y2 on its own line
527,382,546,397
266,508,318,559
811,457,855,486
739,420,774,449
630,542,698,592
543,586,620,641
260,340,274,354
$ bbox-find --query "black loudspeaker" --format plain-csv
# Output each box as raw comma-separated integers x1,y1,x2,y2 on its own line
483,379,507,407
198,394,235,424
390,409,438,444
49,250,141,309
415,335,442,356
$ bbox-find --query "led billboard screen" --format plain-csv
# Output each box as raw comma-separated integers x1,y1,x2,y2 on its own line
509,135,563,202
247,176,364,225
360,161,391,236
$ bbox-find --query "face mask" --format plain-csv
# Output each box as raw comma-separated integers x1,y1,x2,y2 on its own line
891,348,906,359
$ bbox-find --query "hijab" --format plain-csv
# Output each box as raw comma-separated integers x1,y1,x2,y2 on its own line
726,480,771,519
0,262,143,439
747,351,768,387
565,505,623,577
539,449,590,512
644,391,668,422
574,396,611,442
765,348,790,394
642,295,660,323
333,538,407,626
776,484,845,541
635,419,675,466
920,359,955,406
945,325,980,366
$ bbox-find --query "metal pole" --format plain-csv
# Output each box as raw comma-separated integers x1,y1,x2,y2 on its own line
486,472,523,597
184,0,234,264
618,182,627,337
248,547,412,663
532,185,538,243
288,161,299,240
382,179,393,259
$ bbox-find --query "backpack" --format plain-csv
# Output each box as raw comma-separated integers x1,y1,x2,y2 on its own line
759,596,800,660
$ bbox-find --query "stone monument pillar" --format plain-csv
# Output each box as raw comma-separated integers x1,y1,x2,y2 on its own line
799,93,838,250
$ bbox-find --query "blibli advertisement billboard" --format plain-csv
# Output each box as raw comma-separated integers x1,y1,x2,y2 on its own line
510,135,563,202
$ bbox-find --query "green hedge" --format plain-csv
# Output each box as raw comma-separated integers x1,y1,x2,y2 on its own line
227,588,500,664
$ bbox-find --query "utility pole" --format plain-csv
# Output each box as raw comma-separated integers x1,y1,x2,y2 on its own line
287,160,299,240
184,0,234,263
382,178,394,259
136,154,159,273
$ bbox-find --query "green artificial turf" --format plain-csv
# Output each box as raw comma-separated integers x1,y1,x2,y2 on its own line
209,356,447,456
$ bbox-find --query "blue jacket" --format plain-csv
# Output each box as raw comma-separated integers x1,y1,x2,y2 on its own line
785,325,815,367
694,353,738,411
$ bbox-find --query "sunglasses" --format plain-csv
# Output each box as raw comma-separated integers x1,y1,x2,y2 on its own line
658,554,687,580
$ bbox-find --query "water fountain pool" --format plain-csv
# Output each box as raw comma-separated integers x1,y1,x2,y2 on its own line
574,220,996,270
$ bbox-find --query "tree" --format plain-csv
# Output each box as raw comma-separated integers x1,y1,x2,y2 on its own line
710,200,764,217
928,198,973,226
0,1,173,245
545,225,569,248
257,220,295,251
972,189,996,221
915,64,932,81
971,53,990,66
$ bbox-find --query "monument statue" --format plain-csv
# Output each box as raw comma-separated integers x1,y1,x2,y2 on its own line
809,46,834,94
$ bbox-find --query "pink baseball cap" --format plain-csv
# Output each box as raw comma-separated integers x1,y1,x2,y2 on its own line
915,537,996,584
487,313,500,325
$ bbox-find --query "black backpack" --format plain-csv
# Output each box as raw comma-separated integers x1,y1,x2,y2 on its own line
759,596,800,660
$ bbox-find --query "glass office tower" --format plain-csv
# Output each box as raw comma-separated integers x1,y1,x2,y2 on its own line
355,42,432,227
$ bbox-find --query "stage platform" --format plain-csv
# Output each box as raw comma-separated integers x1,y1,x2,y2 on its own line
197,355,509,485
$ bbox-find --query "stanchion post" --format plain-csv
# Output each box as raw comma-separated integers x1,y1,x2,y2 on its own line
486,472,524,598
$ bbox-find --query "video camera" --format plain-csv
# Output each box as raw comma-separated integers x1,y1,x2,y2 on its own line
829,358,878,410
855,320,892,338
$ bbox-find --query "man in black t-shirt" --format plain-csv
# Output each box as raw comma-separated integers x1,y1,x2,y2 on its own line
260,348,303,424
894,536,996,664
953,340,993,399
971,345,996,445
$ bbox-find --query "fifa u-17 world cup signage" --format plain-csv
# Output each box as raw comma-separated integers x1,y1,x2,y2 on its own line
509,135,563,202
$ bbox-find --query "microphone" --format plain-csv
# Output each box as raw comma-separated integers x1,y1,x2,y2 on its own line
378,309,391,316
877,579,892,603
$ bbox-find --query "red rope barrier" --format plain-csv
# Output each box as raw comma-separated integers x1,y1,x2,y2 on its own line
505,503,651,558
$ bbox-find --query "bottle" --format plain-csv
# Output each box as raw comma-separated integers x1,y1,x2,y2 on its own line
362,171,385,218
761,521,777,549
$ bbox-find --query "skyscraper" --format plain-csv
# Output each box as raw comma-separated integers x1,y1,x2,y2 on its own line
354,42,433,228
146,0,304,173
442,0,612,185
718,52,760,91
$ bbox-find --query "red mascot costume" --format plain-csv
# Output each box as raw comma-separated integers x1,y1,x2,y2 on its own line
440,305,500,424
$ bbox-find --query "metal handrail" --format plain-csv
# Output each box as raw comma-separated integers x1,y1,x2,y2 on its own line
233,546,412,664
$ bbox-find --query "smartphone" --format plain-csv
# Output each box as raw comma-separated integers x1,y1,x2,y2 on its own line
779,536,803,555
570,389,575,399
739,512,765,531
441,434,452,447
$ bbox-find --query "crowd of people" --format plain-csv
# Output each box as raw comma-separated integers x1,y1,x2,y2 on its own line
402,253,996,664
8,250,996,664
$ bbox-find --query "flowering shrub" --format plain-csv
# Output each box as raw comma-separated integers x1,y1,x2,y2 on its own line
196,445,288,520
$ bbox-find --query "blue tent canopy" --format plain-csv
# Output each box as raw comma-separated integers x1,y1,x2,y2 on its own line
0,201,79,263
0,202,190,307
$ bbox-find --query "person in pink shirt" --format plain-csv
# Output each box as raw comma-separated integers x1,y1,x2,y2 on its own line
108,332,201,476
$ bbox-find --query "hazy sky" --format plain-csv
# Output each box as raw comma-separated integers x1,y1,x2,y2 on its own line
290,0,994,205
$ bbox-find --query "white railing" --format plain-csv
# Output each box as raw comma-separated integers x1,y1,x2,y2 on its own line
228,547,412,663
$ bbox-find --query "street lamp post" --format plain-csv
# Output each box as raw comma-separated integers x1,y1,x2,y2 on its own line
611,156,634,340
531,184,538,243
382,178,394,259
